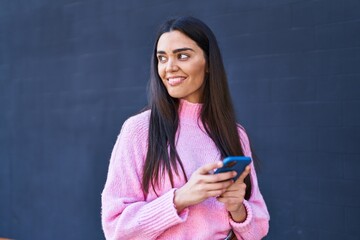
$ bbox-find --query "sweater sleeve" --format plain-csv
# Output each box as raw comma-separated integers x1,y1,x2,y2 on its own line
101,116,188,240
230,127,270,240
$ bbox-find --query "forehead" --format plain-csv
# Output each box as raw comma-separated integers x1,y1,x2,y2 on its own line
157,30,199,51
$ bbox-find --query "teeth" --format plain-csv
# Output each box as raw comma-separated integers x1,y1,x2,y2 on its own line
168,77,185,85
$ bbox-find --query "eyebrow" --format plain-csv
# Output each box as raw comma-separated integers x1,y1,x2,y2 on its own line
157,47,195,54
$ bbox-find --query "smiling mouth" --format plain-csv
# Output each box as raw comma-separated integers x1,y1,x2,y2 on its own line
167,77,186,86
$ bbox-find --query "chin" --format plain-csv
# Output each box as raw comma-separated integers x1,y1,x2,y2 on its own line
167,92,183,99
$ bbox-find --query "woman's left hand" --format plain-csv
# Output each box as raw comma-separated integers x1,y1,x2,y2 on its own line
216,165,251,222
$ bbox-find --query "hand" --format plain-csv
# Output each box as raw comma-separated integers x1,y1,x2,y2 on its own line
216,165,251,222
174,161,236,212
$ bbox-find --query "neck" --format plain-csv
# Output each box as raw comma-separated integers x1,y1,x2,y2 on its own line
178,99,203,126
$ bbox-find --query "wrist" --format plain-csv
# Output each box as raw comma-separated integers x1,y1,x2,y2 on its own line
229,203,247,223
174,189,187,213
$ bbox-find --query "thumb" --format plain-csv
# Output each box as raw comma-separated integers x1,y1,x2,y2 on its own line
237,165,251,182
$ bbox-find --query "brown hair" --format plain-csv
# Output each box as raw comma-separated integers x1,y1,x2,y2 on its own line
143,16,252,200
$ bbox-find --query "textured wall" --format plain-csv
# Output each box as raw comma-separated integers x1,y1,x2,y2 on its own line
1,0,359,239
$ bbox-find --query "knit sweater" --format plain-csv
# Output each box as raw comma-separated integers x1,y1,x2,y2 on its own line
101,100,270,240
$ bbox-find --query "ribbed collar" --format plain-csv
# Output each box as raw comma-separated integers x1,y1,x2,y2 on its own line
178,99,203,126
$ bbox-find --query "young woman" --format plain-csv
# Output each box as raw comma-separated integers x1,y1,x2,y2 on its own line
102,16,269,240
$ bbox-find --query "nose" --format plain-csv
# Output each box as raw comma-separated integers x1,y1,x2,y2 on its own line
165,58,179,72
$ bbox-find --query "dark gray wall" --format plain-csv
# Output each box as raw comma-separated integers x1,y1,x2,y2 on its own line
1,0,359,239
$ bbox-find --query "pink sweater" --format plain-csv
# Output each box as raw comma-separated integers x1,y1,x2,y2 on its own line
101,100,270,240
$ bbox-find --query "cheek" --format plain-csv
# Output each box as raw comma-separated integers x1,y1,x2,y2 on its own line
191,63,206,81
157,65,164,78
158,67,167,85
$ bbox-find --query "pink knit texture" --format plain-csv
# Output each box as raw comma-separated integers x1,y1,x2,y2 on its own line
101,100,270,239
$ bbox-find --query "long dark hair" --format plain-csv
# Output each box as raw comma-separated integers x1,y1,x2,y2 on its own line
143,16,252,200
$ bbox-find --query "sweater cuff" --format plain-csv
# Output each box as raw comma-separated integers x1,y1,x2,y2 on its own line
229,200,253,232
141,189,189,236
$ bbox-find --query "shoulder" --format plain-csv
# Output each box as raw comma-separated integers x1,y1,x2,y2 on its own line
237,124,252,156
119,110,150,140
236,124,248,140
122,110,150,129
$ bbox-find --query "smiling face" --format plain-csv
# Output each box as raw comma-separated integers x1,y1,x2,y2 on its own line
156,30,207,103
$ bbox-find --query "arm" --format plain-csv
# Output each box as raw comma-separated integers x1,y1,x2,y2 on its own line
101,117,187,240
230,127,270,240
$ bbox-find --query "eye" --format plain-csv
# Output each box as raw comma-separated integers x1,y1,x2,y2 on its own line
178,53,189,60
157,55,167,63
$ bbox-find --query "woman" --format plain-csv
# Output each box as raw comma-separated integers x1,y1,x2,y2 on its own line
102,16,269,239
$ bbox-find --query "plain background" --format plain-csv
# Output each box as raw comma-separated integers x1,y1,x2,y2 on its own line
1,0,360,239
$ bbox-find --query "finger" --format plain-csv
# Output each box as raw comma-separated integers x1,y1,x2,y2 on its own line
219,187,246,198
237,165,251,182
203,171,236,183
224,181,246,192
217,197,244,208
198,161,223,175
216,196,226,203
206,189,228,198
216,196,240,203
203,179,234,191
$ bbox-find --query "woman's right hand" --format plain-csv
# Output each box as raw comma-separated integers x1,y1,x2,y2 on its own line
173,161,236,212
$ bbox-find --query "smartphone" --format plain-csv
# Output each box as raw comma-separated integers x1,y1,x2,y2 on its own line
214,156,251,181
